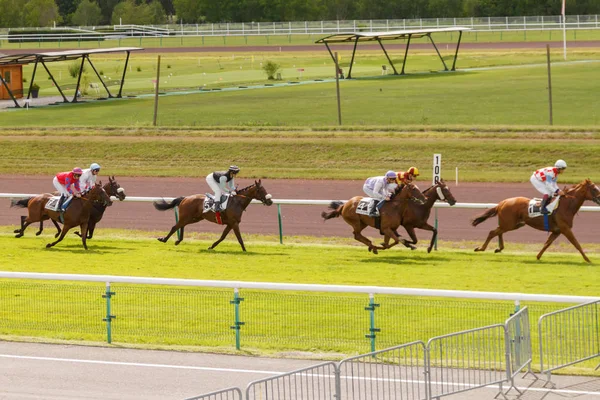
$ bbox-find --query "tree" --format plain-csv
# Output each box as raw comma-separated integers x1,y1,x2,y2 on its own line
72,0,102,25
147,0,167,24
0,0,27,27
25,0,62,27
56,0,80,25
173,0,203,23
97,0,121,25
111,0,136,24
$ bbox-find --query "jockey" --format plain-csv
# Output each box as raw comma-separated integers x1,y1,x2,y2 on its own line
530,159,567,214
363,171,398,216
53,167,83,210
397,166,420,185
79,163,101,192
206,165,240,212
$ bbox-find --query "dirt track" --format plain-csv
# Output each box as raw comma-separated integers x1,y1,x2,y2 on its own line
1,175,598,247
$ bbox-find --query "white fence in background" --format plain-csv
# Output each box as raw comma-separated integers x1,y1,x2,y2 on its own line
0,15,599,42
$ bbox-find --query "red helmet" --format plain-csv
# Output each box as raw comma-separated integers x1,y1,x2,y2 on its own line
72,167,83,175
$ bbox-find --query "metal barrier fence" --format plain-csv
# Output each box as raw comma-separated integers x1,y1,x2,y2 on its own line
246,362,338,399
505,307,532,391
1,15,599,41
538,300,600,383
185,388,243,400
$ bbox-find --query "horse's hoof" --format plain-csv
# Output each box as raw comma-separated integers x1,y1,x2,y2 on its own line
54,233,60,238
368,247,373,253
474,248,481,252
13,229,19,233
410,245,416,251
175,240,181,246
35,231,42,236
494,249,502,253
157,238,165,243
14,234,23,238
74,231,81,237
46,243,52,248
427,247,433,253
372,248,378,255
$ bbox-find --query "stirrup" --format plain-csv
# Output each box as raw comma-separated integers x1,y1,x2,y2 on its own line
541,208,549,215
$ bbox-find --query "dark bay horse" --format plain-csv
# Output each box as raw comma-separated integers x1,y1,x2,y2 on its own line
74,176,126,239
45,183,112,250
471,179,600,263
383,179,457,253
11,177,124,239
321,183,426,254
153,180,273,251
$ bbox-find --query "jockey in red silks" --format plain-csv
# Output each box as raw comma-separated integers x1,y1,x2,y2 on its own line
53,167,83,210
530,160,567,214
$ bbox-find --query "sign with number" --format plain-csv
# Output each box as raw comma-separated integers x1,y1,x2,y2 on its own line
433,154,441,185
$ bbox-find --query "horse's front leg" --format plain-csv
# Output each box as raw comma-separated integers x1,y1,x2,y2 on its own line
75,219,95,239
175,226,185,246
209,225,233,250
52,219,62,238
536,231,560,260
232,224,246,252
46,223,70,248
556,226,590,263
79,223,89,250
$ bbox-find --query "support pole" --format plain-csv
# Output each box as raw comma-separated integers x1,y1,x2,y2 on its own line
324,43,336,65
86,55,113,98
117,51,130,98
346,37,359,79
72,56,86,103
365,293,380,353
277,204,283,244
230,289,244,350
153,55,161,126
401,34,412,75
41,61,68,103
26,58,39,101
334,51,342,126
102,282,115,344
546,44,553,126
451,31,463,71
377,38,398,75
428,34,449,71
0,74,20,108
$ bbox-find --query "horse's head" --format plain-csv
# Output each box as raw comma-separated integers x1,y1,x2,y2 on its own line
433,179,457,206
583,179,600,205
89,182,113,207
394,183,426,205
252,179,273,206
104,176,126,201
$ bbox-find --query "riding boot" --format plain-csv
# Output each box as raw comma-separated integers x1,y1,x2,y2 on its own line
369,201,378,217
540,194,550,214
57,195,65,211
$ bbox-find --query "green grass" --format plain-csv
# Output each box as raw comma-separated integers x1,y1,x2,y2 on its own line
1,128,600,181
1,29,599,51
0,228,598,373
3,58,599,127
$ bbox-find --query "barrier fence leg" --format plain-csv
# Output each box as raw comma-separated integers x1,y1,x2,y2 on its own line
230,289,245,350
365,293,380,354
174,206,182,241
277,204,283,244
102,282,116,344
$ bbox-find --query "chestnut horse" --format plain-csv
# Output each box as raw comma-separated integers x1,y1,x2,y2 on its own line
471,179,600,263
44,182,113,250
321,183,426,254
11,177,124,239
153,180,273,251
383,178,457,253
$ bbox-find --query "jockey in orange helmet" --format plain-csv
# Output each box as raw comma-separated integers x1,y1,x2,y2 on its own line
397,167,420,185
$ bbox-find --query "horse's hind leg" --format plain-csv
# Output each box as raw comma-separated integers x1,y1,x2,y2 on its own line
475,227,504,252
175,226,185,246
52,219,62,238
158,222,185,244
494,233,505,253
536,231,561,261
14,215,26,234
35,220,44,236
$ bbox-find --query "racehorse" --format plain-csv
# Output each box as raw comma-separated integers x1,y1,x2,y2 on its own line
153,180,273,251
74,176,126,239
471,179,600,263
320,183,426,254
383,179,457,253
11,177,124,239
44,182,112,250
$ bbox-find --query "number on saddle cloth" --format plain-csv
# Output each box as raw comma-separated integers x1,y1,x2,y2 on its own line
356,198,379,216
528,196,560,218
44,195,73,212
203,193,231,214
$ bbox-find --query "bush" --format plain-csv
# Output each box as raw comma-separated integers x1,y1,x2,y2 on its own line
31,83,40,91
67,61,86,78
262,60,281,80
136,66,142,72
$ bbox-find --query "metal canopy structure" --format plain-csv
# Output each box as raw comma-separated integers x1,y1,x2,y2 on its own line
0,47,142,108
315,27,471,79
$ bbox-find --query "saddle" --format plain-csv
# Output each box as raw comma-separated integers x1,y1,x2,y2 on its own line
528,196,560,218
45,195,73,212
203,193,232,214
356,198,380,217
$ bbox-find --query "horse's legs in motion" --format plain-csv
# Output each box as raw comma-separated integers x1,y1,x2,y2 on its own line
352,225,384,254
232,224,246,252
46,223,71,248
209,225,233,250
14,216,33,238
551,226,590,263
158,221,186,243
495,233,505,253
79,223,89,250
52,219,62,238
75,220,96,239
474,227,504,252
175,226,185,246
536,231,561,261
35,220,44,236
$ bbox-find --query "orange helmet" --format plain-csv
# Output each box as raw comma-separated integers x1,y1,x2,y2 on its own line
407,167,420,177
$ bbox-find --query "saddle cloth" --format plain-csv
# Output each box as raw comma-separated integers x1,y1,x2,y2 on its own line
44,195,73,212
356,198,379,217
528,197,560,218
203,193,231,214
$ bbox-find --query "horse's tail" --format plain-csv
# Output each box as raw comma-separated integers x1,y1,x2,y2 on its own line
10,197,33,208
471,206,499,227
153,197,184,211
321,201,345,221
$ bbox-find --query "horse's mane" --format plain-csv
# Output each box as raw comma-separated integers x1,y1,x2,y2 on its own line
237,182,257,194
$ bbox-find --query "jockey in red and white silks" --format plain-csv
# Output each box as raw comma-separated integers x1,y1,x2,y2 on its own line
206,165,240,212
530,159,567,214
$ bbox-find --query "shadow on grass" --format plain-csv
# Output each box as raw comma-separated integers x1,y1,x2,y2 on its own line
359,253,454,264
44,244,136,252
197,248,288,256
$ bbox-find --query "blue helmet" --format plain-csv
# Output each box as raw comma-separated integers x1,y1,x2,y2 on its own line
90,163,101,172
385,170,397,179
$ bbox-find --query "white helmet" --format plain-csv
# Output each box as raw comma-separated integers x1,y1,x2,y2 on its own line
555,160,567,169
90,163,101,171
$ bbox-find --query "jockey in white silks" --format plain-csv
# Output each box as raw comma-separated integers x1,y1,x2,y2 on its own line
206,165,240,212
363,170,399,216
79,163,101,192
530,159,567,214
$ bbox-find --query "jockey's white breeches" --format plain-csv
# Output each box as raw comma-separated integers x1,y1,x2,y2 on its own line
530,174,555,197
206,174,224,201
363,185,386,201
53,177,71,197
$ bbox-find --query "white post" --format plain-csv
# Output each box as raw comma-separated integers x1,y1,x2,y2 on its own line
563,14,567,60
432,154,442,251
455,167,458,186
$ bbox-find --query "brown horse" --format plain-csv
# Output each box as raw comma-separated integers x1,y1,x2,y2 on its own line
321,183,426,254
153,180,273,251
45,182,113,250
11,177,124,239
383,178,457,253
74,176,126,239
471,179,600,263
